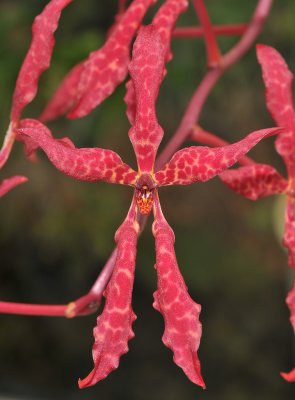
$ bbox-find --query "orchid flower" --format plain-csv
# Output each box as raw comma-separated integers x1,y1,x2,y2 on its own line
195,45,295,381
0,0,75,198
18,10,281,386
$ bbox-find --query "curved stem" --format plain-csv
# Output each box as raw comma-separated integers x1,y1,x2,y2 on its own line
156,0,273,170
0,302,66,317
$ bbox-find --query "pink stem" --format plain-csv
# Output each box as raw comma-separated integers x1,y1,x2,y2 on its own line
0,302,66,317
191,125,255,166
118,0,128,14
192,0,221,67
156,0,273,170
173,24,247,38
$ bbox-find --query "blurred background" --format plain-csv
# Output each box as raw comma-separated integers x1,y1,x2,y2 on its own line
1,0,295,399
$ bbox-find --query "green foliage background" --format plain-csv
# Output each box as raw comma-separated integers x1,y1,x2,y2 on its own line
0,1,295,399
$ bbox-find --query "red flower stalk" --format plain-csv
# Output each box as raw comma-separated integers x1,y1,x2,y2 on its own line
0,0,73,198
18,19,281,387
192,45,295,381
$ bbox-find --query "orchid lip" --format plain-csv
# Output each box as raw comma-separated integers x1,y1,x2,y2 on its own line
135,173,157,215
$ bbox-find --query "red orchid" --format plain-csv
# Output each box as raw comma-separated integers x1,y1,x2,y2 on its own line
18,18,281,388
0,0,75,198
193,45,295,381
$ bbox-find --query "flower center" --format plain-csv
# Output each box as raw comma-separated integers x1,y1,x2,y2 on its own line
135,174,156,215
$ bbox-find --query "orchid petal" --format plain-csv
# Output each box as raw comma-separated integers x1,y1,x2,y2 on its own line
219,163,287,200
281,283,295,382
79,197,139,387
68,0,156,119
124,0,187,125
17,121,137,186
0,176,28,198
11,0,73,123
40,62,84,122
256,44,295,134
281,368,295,382
152,193,205,388
283,198,295,268
155,128,281,185
128,25,165,174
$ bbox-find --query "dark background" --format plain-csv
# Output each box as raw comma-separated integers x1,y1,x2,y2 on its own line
1,1,295,399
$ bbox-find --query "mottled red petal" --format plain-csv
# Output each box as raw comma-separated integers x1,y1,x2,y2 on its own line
155,128,281,185
128,26,166,174
11,0,73,123
220,164,287,200
281,368,295,382
283,198,295,268
40,62,84,122
0,176,28,198
68,0,156,119
17,121,137,186
257,44,295,134
79,198,139,388
125,0,187,125
152,193,205,388
281,281,295,382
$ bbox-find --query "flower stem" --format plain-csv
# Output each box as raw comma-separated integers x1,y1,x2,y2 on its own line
173,24,247,38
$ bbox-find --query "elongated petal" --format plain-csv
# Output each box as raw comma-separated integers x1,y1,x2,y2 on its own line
219,164,287,200
40,62,84,122
155,128,281,185
79,197,139,388
124,0,188,125
68,0,156,119
283,198,295,268
128,26,165,174
257,44,295,134
281,283,295,382
17,121,137,185
0,176,28,198
281,368,295,382
11,0,73,122
152,193,205,388
153,0,188,62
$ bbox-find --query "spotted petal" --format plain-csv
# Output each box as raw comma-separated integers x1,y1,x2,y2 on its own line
67,0,156,119
11,0,73,123
219,164,287,200
152,193,205,388
125,0,188,125
128,25,166,174
40,62,84,122
0,176,28,198
17,121,137,186
155,128,281,185
257,44,295,134
281,282,295,382
283,198,295,268
79,197,139,387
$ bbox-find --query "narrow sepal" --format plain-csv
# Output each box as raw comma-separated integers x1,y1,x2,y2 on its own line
155,128,281,185
68,0,156,119
11,0,73,122
128,25,165,173
17,121,137,185
281,282,295,382
79,197,139,387
220,164,287,200
40,62,84,122
0,176,28,198
124,0,187,126
256,44,295,134
283,198,295,268
152,193,205,388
